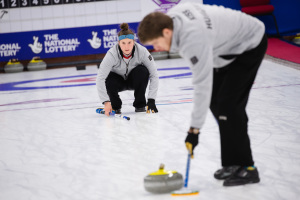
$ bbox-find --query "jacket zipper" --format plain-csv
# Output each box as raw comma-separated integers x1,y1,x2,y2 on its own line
123,58,132,80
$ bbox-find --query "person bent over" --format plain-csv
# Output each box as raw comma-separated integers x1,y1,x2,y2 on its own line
138,2,267,186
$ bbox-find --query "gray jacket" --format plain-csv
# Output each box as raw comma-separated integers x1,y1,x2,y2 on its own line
168,3,265,129
96,42,159,103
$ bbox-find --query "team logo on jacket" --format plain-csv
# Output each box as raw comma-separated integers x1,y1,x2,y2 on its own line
148,55,153,61
183,10,195,20
190,56,198,65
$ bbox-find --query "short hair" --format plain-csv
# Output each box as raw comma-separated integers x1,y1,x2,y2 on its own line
138,12,173,44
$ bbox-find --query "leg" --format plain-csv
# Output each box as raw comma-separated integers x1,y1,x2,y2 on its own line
210,67,243,180
127,65,150,108
210,67,227,122
105,72,127,110
212,35,268,167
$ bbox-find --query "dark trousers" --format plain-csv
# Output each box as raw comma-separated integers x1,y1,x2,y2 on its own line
210,35,268,167
105,65,149,110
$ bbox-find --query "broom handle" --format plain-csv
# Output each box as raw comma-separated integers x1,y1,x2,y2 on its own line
184,153,191,188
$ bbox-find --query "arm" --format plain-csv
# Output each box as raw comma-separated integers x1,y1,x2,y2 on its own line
181,42,213,158
96,51,115,106
141,48,159,101
180,40,213,129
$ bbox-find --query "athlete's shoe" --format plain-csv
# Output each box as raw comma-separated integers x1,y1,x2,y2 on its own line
113,109,121,114
214,166,240,180
135,107,146,112
223,166,260,186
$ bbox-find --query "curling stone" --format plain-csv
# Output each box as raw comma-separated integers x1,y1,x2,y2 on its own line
144,164,183,193
168,52,181,59
293,36,300,45
150,50,168,60
27,57,47,71
4,59,24,73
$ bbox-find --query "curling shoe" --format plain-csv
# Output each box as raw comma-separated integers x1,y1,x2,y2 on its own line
214,166,240,180
113,109,121,114
135,107,146,112
223,166,260,186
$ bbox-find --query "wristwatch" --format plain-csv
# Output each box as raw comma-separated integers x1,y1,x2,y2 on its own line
189,127,200,134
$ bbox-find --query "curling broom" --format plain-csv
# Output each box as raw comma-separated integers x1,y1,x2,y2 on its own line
171,153,199,196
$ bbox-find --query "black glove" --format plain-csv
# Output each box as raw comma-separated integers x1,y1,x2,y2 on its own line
185,128,200,158
146,99,158,113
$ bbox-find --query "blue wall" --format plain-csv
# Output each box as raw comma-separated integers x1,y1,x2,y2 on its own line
0,23,140,62
203,0,300,36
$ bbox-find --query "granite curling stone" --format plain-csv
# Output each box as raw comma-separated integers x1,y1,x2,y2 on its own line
150,50,168,60
144,164,183,193
4,59,24,73
27,57,47,71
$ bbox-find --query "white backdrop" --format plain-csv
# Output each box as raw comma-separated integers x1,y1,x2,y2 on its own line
0,0,203,34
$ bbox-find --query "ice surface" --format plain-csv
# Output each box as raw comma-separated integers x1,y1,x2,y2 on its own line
0,58,300,200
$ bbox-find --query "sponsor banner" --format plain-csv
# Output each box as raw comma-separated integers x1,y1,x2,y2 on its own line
0,22,140,62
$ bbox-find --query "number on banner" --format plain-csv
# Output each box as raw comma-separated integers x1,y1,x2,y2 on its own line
20,0,29,7
0,0,8,8
2,0,110,9
74,0,83,3
31,0,40,6
9,0,19,8
42,0,51,5
63,0,73,4
52,0,62,4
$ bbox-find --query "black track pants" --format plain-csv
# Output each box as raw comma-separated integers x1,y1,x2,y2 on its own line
210,34,268,167
105,65,149,110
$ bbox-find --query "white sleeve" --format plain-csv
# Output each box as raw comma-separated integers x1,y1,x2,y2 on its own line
141,48,159,100
96,52,115,103
180,42,213,129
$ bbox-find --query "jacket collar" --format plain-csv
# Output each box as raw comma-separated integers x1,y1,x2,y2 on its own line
170,17,180,53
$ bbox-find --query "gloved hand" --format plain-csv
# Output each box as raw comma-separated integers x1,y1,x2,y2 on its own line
146,99,158,113
185,128,200,159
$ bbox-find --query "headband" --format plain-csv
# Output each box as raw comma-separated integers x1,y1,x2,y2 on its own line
118,34,134,41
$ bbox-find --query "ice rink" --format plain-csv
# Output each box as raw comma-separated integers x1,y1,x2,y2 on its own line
1,58,300,200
